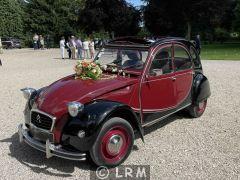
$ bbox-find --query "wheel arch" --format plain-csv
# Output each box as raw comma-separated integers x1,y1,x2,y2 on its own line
62,100,144,152
192,73,211,104
106,107,144,142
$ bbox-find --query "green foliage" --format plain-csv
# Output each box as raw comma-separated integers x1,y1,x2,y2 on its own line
234,0,240,33
143,0,232,39
24,0,85,43
137,27,151,38
80,0,141,37
0,0,24,38
91,31,110,39
214,28,230,43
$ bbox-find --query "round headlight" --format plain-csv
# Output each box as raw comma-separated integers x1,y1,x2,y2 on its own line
67,102,84,117
21,88,36,100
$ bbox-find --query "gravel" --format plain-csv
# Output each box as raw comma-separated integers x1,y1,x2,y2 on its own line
0,49,239,180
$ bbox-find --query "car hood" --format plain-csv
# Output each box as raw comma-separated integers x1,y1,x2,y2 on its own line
35,74,138,117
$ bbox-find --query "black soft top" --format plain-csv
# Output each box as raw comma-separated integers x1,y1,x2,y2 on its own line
105,37,196,50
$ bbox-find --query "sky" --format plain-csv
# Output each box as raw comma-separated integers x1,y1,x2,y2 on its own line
126,0,144,7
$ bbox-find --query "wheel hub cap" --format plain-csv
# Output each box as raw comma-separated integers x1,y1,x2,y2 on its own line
107,135,123,155
199,102,205,109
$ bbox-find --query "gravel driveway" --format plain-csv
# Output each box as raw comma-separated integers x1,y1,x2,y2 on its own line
0,49,239,180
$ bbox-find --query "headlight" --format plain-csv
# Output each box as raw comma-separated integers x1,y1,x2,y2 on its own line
21,88,36,100
67,102,84,117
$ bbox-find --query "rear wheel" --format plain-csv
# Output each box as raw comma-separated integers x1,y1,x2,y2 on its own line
188,99,207,118
90,117,134,167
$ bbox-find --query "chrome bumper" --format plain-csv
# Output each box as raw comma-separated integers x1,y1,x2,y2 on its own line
18,124,86,161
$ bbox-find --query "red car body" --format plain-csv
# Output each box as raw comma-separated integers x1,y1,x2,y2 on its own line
18,37,211,166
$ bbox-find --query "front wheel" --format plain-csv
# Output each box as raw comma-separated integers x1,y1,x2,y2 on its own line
188,100,207,118
90,117,134,167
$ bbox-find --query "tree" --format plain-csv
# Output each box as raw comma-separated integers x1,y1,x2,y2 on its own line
24,0,85,43
80,0,141,37
143,0,232,39
234,0,240,33
0,0,24,38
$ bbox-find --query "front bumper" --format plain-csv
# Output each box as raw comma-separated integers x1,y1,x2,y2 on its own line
18,124,86,161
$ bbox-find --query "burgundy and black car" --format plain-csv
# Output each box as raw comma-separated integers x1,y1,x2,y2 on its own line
18,37,211,167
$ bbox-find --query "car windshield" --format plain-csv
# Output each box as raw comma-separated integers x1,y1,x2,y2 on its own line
95,48,149,71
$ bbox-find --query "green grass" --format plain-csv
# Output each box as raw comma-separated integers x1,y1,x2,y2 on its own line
201,43,240,60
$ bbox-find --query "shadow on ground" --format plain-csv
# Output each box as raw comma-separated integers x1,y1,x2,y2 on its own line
0,133,95,177
144,112,190,135
0,112,191,177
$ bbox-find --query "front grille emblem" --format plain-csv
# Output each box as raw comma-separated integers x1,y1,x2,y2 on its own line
36,114,42,124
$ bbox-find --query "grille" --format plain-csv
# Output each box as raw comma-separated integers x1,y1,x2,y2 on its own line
31,111,53,131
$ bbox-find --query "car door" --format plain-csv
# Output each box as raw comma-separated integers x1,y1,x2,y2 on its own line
141,44,177,113
173,43,194,105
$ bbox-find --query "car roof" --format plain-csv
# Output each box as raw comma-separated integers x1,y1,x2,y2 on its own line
105,37,195,49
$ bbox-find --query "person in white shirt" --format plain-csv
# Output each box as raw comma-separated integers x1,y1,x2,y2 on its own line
0,37,3,54
89,39,95,59
82,39,90,59
59,37,65,59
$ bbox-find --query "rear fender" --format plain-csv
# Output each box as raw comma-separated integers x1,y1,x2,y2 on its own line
192,73,211,104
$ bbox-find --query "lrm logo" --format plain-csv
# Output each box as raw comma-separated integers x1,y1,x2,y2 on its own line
90,165,150,180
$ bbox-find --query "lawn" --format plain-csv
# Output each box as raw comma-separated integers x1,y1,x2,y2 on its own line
201,43,240,60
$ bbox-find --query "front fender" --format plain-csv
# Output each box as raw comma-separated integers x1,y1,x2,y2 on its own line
62,100,143,151
192,73,211,104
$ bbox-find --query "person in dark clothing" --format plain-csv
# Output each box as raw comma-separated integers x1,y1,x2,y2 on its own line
66,37,72,59
195,34,201,55
46,35,51,49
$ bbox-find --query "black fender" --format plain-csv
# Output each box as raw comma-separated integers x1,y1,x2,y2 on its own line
62,100,144,152
192,73,211,104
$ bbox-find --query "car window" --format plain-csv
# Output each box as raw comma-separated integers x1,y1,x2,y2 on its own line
174,45,192,71
149,46,173,76
1,38,8,41
190,46,201,68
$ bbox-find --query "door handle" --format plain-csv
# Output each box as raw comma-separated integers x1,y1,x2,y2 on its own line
171,77,176,81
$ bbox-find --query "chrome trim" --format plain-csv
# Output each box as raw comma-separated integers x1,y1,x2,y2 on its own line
142,103,191,127
18,124,86,161
30,109,56,132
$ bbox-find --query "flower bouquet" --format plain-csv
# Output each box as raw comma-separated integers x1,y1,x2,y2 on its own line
74,60,102,80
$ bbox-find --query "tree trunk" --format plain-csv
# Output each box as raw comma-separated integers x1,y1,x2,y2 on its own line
186,21,192,40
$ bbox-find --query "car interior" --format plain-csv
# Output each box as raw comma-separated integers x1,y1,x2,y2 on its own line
150,50,173,76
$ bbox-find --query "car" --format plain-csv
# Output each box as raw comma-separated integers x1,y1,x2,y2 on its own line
18,37,211,167
1,37,21,49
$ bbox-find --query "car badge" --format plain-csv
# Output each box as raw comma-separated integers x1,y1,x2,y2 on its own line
36,115,41,124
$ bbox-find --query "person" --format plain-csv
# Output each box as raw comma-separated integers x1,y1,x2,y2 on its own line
60,37,65,59
76,37,83,60
33,34,39,50
46,35,50,49
70,36,76,59
83,38,90,59
195,34,201,55
0,37,3,54
89,39,95,59
66,37,72,59
39,35,45,50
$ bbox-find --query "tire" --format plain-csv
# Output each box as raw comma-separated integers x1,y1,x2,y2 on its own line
90,117,134,167
188,99,207,118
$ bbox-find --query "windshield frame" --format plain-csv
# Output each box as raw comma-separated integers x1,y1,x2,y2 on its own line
94,47,150,74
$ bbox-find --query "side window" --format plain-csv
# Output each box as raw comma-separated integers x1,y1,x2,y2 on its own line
174,45,192,71
190,46,201,68
149,46,173,76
